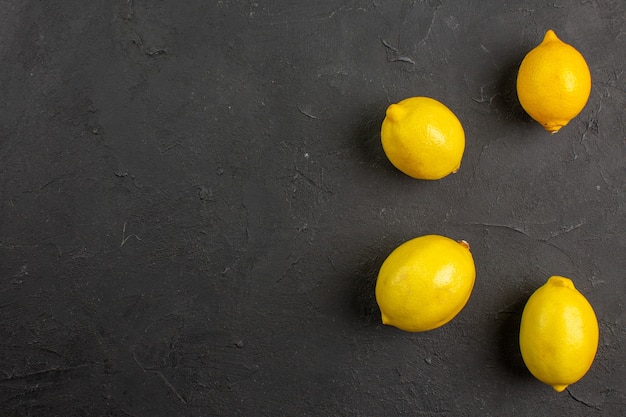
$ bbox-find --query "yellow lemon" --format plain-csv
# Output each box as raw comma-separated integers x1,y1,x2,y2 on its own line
519,276,599,392
380,97,465,180
375,235,476,332
516,30,591,133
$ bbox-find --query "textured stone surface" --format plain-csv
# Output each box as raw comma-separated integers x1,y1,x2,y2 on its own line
1,1,624,415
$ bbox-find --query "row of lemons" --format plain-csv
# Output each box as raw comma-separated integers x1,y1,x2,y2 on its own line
374,30,598,393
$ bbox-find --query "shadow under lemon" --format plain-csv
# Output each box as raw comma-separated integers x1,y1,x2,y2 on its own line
349,250,386,327
493,284,537,382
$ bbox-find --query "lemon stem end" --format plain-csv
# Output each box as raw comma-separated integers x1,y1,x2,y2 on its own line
543,124,563,133
548,276,575,289
458,240,470,250
551,384,568,393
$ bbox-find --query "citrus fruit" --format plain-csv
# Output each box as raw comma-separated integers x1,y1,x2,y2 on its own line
516,29,591,133
519,276,599,392
380,97,465,180
375,234,476,332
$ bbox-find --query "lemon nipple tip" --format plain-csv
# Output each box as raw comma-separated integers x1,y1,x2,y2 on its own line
386,104,408,122
543,29,560,43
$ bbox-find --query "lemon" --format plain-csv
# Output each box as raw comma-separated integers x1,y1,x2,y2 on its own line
380,97,465,180
375,235,476,332
519,276,599,392
516,30,591,133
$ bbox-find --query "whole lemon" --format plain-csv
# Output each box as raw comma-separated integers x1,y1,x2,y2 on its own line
380,97,465,180
375,235,476,332
516,30,591,133
519,276,599,392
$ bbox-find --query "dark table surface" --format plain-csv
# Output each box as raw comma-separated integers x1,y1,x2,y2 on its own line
1,1,625,416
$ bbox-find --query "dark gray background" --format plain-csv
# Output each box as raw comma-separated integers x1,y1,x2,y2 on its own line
1,0,624,416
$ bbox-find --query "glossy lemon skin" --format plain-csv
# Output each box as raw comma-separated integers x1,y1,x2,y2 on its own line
375,235,476,332
381,97,465,180
519,276,599,392
516,30,591,133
